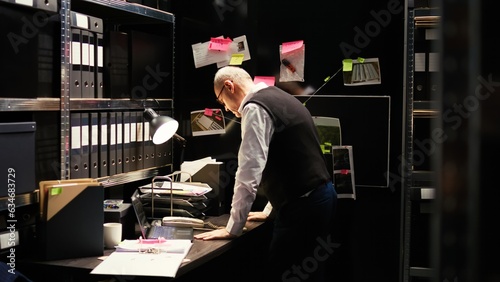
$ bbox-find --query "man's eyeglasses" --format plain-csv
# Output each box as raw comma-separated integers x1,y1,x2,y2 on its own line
216,85,225,106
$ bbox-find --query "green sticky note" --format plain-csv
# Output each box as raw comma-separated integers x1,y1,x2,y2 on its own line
357,57,365,63
342,59,353,71
50,187,62,195
321,144,331,154
229,53,244,65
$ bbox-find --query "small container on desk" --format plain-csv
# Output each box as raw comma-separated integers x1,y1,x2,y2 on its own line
104,202,135,240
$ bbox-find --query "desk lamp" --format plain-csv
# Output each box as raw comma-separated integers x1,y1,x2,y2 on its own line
143,108,178,145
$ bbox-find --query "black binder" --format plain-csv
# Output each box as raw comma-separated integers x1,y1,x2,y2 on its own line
135,111,145,170
80,113,90,178
87,30,96,98
70,28,82,98
129,111,138,171
96,32,104,98
108,112,117,176
98,112,109,177
143,113,155,169
89,15,103,99
89,112,100,179
116,112,124,174
122,111,131,173
70,112,83,179
81,29,91,98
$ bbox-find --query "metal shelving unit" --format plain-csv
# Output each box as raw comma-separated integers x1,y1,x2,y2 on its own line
0,0,175,209
400,2,440,281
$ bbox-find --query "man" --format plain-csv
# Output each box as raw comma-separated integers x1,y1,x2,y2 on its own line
194,66,337,281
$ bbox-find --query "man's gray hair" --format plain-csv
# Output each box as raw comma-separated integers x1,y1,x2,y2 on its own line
214,66,252,88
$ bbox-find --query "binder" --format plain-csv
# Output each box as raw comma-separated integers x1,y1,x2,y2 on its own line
81,29,91,98
122,111,131,173
89,112,100,179
89,15,103,98
413,52,427,100
427,52,439,99
98,112,109,177
1,0,58,12
116,112,124,174
88,30,96,98
143,113,155,169
135,111,145,170
96,32,104,98
81,113,90,178
70,28,82,98
70,11,90,98
70,113,83,179
108,112,117,176
129,111,138,171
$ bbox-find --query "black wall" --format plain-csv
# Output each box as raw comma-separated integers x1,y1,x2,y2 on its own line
171,1,404,281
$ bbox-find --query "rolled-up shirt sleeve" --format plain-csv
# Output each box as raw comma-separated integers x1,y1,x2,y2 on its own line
225,103,273,236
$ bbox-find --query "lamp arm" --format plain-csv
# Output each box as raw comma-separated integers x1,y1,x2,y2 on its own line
173,133,187,147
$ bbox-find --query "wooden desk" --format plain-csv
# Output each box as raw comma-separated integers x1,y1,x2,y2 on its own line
18,214,271,282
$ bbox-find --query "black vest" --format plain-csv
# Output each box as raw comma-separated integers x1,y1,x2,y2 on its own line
244,86,331,210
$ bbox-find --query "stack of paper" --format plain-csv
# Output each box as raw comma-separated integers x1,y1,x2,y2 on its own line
139,181,212,196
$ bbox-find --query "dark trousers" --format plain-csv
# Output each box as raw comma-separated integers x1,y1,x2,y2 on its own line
265,181,338,282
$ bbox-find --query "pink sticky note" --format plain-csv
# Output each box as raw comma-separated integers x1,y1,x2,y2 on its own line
254,76,275,87
281,40,304,54
204,108,214,116
208,37,232,51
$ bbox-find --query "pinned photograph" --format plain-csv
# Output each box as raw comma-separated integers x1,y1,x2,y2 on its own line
190,109,226,136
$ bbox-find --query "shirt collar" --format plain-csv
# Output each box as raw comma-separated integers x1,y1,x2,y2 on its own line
238,82,269,113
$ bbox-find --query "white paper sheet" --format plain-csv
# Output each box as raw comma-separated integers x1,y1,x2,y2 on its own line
91,240,193,277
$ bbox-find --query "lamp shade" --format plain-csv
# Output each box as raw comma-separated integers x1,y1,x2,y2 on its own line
143,108,179,145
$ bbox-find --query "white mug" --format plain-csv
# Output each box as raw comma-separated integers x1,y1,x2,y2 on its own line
103,222,122,249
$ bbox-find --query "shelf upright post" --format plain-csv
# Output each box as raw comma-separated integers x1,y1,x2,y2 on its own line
60,0,71,180
400,0,415,281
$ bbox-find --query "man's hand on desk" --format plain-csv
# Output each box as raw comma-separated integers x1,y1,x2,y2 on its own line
247,211,268,222
194,228,237,240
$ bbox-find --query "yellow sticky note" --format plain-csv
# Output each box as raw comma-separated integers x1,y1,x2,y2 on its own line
50,187,62,195
229,53,245,65
357,57,365,63
342,59,353,72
